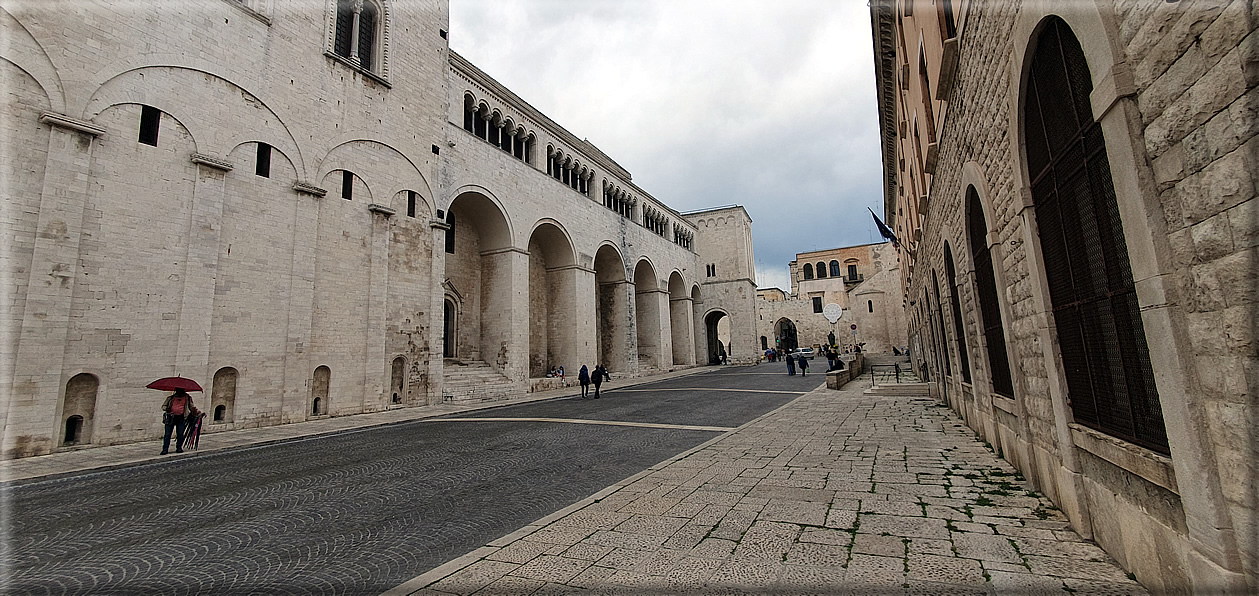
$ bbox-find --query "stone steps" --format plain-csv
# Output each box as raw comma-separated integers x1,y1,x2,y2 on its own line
864,382,931,397
442,359,519,404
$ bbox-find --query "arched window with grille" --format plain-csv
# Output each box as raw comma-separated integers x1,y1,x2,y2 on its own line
829,260,841,277
931,270,951,378
802,264,814,280
815,262,827,278
1022,16,1167,454
331,0,388,76
944,243,971,383
968,187,1014,398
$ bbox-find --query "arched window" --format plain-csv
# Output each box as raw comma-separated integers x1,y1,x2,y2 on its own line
829,260,841,277
968,187,1014,398
868,300,874,313
802,264,814,280
1023,17,1167,454
62,373,98,446
312,366,331,416
211,367,238,424
391,356,406,403
932,270,951,377
944,243,971,383
816,262,827,278
332,0,386,75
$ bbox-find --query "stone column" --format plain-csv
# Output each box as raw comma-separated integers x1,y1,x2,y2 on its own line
175,154,232,384
480,247,529,382
348,0,364,66
427,216,450,405
280,181,324,423
6,113,105,458
670,295,696,366
362,203,394,412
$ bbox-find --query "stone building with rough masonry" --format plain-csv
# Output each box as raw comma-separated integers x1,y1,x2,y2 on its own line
871,0,1255,591
1,0,757,459
755,241,907,354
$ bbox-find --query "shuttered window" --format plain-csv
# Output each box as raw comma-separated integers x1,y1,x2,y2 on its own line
968,188,1014,398
1023,17,1167,454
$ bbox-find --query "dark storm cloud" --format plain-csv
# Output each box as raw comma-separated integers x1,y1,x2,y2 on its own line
451,0,885,291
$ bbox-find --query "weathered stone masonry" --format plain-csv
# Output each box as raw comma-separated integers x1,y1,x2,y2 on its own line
0,0,759,458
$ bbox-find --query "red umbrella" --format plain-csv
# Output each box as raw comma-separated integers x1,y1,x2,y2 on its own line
146,376,203,392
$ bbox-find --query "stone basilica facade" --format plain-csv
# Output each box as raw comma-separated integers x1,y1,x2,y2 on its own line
1,0,758,458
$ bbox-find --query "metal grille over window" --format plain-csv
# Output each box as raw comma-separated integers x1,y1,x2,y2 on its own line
944,243,971,383
1024,17,1168,454
968,189,1014,398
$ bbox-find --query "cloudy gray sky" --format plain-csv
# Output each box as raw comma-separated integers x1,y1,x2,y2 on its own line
450,0,885,291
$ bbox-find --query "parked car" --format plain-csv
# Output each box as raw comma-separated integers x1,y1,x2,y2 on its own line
789,348,815,360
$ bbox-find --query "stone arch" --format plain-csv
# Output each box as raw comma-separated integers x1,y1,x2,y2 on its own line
593,243,631,372
210,367,238,423
61,373,98,446
311,365,330,416
1,7,66,113
775,317,799,352
83,66,303,172
703,310,732,365
528,220,578,378
446,188,515,369
668,271,695,366
390,356,405,403
393,188,432,219
318,138,434,202
633,258,663,372
321,168,373,202
961,172,1017,402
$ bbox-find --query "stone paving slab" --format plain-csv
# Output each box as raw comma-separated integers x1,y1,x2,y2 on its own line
389,376,1149,595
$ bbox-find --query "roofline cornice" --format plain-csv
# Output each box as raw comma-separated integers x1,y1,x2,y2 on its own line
870,0,900,229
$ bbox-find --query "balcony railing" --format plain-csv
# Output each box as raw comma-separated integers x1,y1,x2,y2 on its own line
844,274,865,284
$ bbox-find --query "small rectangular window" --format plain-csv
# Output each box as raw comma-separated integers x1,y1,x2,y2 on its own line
342,171,354,200
407,190,416,218
432,144,440,155
255,142,272,178
138,105,160,146
812,297,823,313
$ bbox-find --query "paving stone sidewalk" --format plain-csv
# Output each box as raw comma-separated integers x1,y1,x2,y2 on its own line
390,379,1148,595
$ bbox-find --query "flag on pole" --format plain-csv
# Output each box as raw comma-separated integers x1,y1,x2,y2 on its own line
869,207,899,247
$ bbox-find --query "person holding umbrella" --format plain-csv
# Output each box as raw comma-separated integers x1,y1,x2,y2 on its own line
160,389,196,454
148,376,203,455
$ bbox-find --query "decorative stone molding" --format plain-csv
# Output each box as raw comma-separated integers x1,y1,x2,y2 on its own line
480,246,528,257
367,203,395,216
292,181,327,197
429,219,452,230
190,153,235,171
39,112,106,136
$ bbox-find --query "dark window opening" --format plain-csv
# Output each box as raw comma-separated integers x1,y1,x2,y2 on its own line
1024,17,1167,454
139,105,160,146
829,260,841,277
444,211,455,254
945,243,971,383
969,187,1015,398
407,190,416,218
312,397,322,415
255,142,271,178
474,113,486,138
463,108,474,132
356,2,377,71
848,264,858,279
812,297,823,313
64,415,84,445
868,300,874,313
439,29,447,39
341,170,354,200
214,405,226,422
432,144,440,155
803,264,814,280
816,262,827,278
933,270,951,377
334,0,353,59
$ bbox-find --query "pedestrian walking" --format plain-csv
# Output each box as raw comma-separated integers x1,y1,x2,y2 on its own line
799,353,810,377
592,364,611,398
578,365,590,398
786,353,796,375
160,388,196,454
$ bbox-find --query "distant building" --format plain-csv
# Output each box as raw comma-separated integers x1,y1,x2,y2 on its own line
755,242,906,354
871,0,1254,591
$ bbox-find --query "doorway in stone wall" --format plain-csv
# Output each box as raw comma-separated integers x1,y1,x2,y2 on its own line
442,298,457,358
61,373,98,446
705,310,730,364
776,318,799,352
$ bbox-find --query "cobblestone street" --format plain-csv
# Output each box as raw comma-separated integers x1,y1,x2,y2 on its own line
396,375,1148,595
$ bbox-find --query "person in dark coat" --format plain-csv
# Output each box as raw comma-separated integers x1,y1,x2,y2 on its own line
786,353,796,375
798,352,810,377
592,364,611,398
160,389,195,454
578,365,591,398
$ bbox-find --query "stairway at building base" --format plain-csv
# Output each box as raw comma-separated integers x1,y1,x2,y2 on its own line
442,359,519,404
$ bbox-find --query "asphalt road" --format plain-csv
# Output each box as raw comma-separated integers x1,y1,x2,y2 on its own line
2,366,823,594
